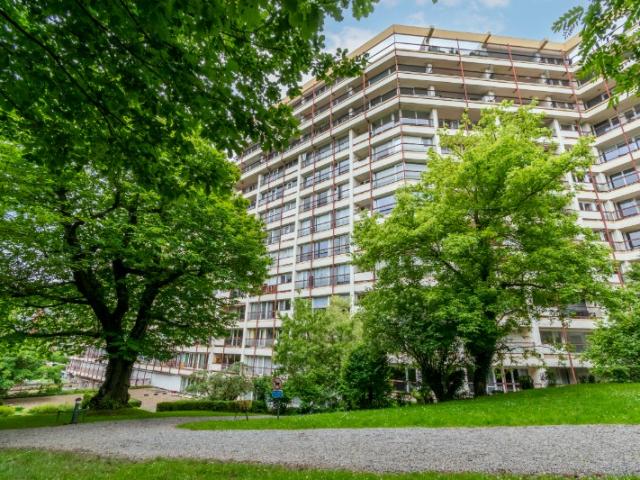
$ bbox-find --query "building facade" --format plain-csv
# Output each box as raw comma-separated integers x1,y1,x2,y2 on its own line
67,24,639,393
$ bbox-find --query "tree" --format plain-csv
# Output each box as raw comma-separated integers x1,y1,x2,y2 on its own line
0,1,379,409
585,265,640,382
553,0,640,102
0,342,65,397
0,1,376,188
187,363,253,401
340,343,391,409
357,285,469,402
354,105,614,397
0,135,268,409
274,296,357,410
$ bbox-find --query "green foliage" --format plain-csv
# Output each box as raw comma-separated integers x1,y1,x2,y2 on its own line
518,376,534,390
0,1,376,184
187,364,253,401
354,105,614,398
156,400,244,413
0,0,378,410
251,376,273,412
340,343,392,409
27,404,75,415
552,1,640,102
586,265,640,382
0,342,65,397
128,399,142,408
275,297,358,410
0,406,15,417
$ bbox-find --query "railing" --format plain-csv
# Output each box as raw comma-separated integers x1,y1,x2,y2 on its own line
244,338,275,348
298,217,350,236
297,244,350,262
300,189,350,213
295,272,351,289
247,311,276,320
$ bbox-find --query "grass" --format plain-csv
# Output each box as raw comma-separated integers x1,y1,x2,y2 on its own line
1,450,638,480
0,409,241,430
182,383,640,431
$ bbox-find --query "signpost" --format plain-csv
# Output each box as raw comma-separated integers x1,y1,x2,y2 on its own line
271,377,284,419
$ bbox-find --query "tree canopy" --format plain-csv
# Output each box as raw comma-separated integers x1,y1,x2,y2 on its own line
274,297,357,410
0,132,268,408
354,105,614,398
0,1,376,191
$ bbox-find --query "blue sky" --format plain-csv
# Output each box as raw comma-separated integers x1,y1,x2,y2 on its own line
323,0,588,53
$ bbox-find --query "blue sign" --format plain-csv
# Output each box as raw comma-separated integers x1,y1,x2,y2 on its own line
271,389,284,399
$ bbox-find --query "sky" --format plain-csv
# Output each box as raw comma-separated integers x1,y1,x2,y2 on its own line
323,0,589,53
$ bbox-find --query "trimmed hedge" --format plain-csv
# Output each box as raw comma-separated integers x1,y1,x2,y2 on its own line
156,399,249,412
0,406,15,417
28,404,74,414
128,399,142,408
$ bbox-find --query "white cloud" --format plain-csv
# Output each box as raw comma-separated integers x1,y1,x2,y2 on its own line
325,26,377,53
477,0,510,7
407,11,427,26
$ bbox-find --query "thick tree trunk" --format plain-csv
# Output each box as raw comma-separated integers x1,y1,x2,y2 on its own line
88,356,134,409
471,350,494,397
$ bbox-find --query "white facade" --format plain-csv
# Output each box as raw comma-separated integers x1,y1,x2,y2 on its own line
68,25,640,393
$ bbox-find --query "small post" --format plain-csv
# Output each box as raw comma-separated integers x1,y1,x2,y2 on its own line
70,397,82,425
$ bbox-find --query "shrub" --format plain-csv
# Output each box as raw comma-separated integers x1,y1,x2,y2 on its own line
155,399,248,412
128,399,142,408
0,406,15,417
340,344,392,410
28,404,74,414
519,375,534,390
186,364,253,401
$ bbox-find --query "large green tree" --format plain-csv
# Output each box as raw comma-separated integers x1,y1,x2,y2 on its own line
0,1,376,187
0,1,379,409
0,342,66,397
274,297,357,410
0,135,268,409
553,0,640,102
354,106,614,397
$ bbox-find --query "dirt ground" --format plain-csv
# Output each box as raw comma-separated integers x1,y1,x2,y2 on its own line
4,388,187,412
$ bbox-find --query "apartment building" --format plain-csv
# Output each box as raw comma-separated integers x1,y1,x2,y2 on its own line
66,24,639,393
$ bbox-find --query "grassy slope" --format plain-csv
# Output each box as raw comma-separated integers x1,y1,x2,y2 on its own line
1,450,633,480
183,383,640,431
0,409,238,430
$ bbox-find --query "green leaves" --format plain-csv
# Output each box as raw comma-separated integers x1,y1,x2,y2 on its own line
354,105,614,397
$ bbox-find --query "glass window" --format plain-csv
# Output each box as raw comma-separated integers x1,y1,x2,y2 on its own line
312,296,329,309
313,267,332,287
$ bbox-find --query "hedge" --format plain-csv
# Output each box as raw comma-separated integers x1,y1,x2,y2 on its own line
156,399,249,412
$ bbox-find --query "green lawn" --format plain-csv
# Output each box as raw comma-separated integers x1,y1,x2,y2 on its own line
0,409,240,430
1,450,637,480
182,383,640,431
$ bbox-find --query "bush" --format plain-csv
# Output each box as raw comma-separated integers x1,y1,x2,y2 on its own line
340,344,392,410
519,375,534,390
0,406,16,417
156,399,248,412
28,403,74,414
128,398,142,408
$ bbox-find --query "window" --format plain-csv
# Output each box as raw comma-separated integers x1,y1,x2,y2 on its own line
298,243,312,261
296,270,311,288
609,168,638,189
373,164,403,188
405,162,427,180
314,239,331,258
279,273,292,284
314,212,332,232
334,234,350,255
277,299,291,311
335,207,350,227
578,202,596,212
401,110,431,126
373,195,396,215
626,230,640,249
617,198,640,218
312,296,329,309
334,264,350,284
313,266,332,287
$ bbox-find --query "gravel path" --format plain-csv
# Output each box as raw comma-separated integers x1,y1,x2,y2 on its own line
1,418,639,475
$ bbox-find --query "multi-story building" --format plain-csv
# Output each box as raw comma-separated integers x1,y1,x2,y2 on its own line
67,24,639,393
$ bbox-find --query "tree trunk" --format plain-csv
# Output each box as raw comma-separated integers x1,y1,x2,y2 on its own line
88,356,134,409
471,349,494,397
